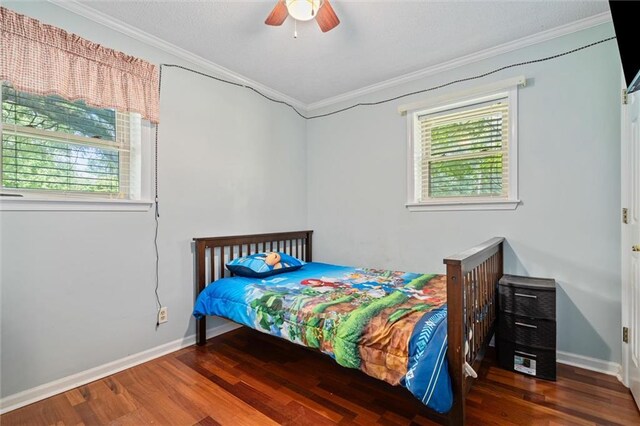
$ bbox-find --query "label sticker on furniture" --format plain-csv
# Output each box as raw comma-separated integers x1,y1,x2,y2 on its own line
514,355,536,376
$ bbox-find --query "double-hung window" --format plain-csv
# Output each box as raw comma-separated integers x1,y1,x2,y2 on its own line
0,7,158,211
406,83,520,211
0,83,151,210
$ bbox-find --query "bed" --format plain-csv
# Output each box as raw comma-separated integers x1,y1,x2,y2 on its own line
193,231,503,425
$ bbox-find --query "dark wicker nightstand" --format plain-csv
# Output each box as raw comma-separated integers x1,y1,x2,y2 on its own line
496,274,557,380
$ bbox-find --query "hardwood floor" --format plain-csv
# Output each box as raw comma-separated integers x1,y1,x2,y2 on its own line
2,327,638,425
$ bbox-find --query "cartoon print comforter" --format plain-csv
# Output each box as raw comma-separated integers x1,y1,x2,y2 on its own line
193,262,453,413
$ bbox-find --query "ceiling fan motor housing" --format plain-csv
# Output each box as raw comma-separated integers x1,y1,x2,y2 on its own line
286,0,323,22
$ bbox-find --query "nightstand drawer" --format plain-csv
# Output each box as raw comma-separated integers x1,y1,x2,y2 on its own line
498,313,556,349
498,275,556,320
497,339,556,380
498,285,555,319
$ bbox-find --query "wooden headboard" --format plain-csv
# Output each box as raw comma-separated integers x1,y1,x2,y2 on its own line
193,230,313,345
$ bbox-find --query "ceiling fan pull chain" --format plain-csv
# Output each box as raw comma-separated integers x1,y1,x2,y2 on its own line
294,19,298,38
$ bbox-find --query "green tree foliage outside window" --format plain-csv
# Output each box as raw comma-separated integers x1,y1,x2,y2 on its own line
1,83,124,194
428,116,503,197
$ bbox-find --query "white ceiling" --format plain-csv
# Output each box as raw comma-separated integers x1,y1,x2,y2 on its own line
74,0,610,105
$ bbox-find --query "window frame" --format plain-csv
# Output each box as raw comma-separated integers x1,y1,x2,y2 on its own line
0,84,153,212
405,84,521,212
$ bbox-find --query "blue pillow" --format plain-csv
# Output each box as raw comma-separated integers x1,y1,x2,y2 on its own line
226,252,304,278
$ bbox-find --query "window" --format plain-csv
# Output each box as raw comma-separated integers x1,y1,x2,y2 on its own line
1,83,152,210
406,89,519,211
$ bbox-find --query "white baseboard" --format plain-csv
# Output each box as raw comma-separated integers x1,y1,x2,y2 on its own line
557,350,623,381
0,321,241,414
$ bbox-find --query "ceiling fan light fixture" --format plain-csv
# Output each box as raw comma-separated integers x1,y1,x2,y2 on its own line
285,0,323,22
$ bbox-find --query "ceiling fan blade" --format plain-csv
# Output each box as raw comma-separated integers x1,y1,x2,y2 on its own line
316,0,340,32
265,1,288,26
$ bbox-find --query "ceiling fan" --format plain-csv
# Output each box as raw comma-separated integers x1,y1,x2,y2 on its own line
265,0,340,33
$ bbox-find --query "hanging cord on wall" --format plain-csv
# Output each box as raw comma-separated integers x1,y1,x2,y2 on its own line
160,36,616,120
150,35,615,325
154,65,163,328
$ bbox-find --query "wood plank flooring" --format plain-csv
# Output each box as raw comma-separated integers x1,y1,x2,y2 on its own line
2,327,638,425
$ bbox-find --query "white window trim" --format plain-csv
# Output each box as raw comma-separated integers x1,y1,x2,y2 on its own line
406,199,520,212
0,121,154,212
0,197,153,212
404,78,523,212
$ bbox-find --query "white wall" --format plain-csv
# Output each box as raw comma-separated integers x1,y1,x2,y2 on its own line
0,2,307,398
306,23,622,363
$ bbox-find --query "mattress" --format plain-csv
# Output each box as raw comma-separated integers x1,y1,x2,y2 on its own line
193,261,453,413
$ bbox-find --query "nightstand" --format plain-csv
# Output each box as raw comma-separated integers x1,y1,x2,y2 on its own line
496,274,557,380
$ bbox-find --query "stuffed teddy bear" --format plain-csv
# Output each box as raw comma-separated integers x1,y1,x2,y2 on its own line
264,252,283,269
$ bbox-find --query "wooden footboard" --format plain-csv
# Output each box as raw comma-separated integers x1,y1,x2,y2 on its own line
193,230,314,346
444,237,504,425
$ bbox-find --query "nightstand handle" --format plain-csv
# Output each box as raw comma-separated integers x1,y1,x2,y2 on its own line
514,293,537,299
515,322,537,329
514,350,537,358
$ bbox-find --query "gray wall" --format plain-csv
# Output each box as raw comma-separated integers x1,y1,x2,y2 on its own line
0,2,307,397
306,23,622,363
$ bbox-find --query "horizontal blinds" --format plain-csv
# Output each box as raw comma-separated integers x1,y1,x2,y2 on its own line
1,83,132,197
418,98,509,200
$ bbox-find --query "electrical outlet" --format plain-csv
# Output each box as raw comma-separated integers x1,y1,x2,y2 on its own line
158,307,168,324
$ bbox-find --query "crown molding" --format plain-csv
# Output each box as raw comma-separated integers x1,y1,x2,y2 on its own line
306,11,613,111
46,0,308,113
43,1,612,115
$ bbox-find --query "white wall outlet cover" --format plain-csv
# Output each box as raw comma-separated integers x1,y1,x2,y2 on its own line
158,307,168,324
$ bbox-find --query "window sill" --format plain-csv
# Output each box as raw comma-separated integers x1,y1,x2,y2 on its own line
406,199,520,212
0,196,154,212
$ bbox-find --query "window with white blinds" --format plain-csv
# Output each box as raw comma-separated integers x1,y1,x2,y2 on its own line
1,83,142,200
408,89,519,211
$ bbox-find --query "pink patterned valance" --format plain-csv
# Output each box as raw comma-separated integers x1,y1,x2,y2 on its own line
0,7,159,123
